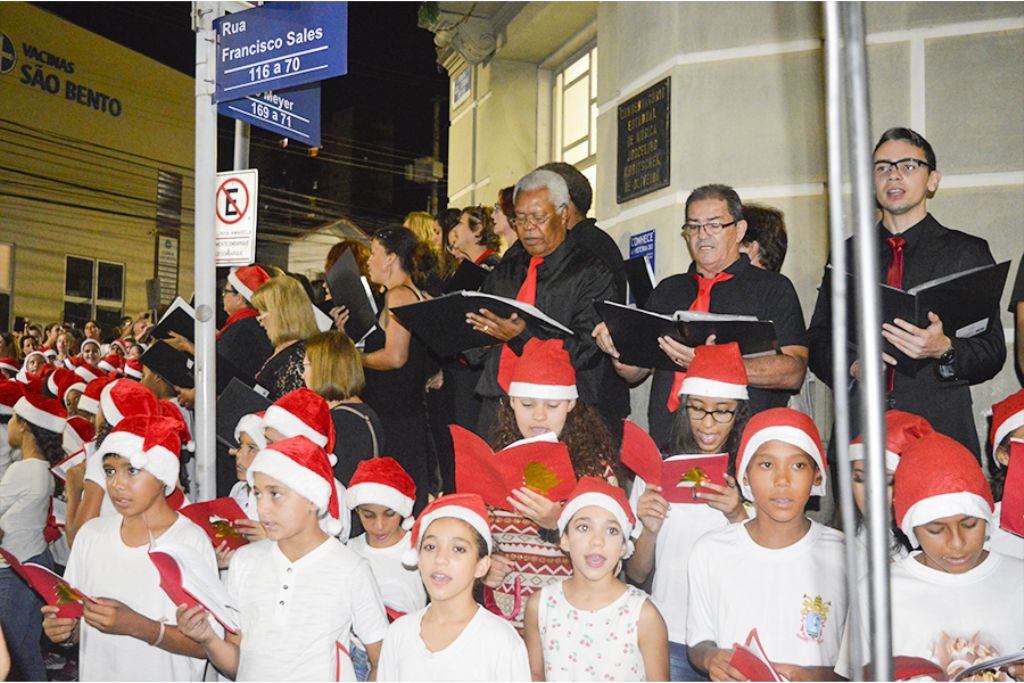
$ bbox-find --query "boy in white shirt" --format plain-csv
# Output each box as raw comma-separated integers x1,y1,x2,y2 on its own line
687,408,846,681
42,414,214,681
835,433,1024,681
177,435,389,681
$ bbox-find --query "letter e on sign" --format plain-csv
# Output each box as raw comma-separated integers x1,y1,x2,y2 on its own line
215,169,259,266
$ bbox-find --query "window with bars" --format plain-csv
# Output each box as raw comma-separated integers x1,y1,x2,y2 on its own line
63,256,124,331
552,46,598,200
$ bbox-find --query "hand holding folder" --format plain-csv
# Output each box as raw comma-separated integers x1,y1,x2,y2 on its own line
179,498,251,551
0,548,93,618
620,420,729,504
149,544,240,633
452,426,577,512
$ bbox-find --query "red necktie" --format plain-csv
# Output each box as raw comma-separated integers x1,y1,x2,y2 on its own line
885,236,906,395
497,256,544,392
666,271,734,412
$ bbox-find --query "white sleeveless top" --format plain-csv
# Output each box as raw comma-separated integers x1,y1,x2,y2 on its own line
537,580,649,681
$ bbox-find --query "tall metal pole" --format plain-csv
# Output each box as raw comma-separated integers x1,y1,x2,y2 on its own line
193,1,219,502
840,3,892,680
823,3,862,679
234,119,251,170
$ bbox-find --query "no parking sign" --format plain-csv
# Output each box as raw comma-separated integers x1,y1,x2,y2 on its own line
216,169,258,266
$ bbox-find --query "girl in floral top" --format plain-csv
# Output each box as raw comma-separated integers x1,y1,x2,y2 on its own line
524,477,668,681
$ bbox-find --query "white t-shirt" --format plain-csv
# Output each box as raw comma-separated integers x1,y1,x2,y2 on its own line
82,441,117,517
987,502,1024,560
0,458,54,563
852,526,909,580
227,536,389,681
835,550,1024,679
687,520,847,669
64,514,215,681
376,605,530,682
347,532,426,616
0,424,17,483
629,475,731,644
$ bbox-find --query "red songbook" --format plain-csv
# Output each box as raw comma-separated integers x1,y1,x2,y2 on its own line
1000,440,1024,538
452,426,577,512
620,419,662,485
728,628,787,682
50,449,86,482
0,548,92,618
180,497,251,550
661,453,729,504
149,545,240,633
866,656,948,681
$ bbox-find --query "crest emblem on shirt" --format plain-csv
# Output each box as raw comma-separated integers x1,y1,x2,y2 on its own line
797,594,831,643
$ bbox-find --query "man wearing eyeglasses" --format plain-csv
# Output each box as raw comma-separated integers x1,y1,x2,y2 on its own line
807,127,1005,457
464,169,617,436
594,184,809,450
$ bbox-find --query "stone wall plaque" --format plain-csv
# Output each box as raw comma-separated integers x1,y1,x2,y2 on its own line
617,78,671,203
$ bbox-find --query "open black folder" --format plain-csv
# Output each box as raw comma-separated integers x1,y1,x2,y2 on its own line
827,260,1010,374
391,291,574,358
595,300,779,371
140,341,261,395
149,297,196,343
325,248,379,344
216,378,272,448
624,256,657,309
444,259,490,294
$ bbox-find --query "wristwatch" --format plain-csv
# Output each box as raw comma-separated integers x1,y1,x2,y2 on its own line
936,343,957,380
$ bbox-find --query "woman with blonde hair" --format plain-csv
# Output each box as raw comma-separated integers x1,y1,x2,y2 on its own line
251,275,319,400
403,211,441,251
303,331,384,486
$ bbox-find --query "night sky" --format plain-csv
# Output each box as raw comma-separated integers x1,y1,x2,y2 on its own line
34,2,450,230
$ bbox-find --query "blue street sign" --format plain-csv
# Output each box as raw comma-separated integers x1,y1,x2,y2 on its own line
214,1,347,103
629,229,656,271
218,83,321,147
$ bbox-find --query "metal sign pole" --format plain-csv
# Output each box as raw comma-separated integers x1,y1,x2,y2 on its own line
840,3,893,680
823,3,862,679
193,1,220,502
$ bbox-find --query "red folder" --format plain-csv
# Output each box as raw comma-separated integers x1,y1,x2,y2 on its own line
149,545,239,633
0,548,92,618
728,628,787,681
660,453,729,504
452,426,577,511
865,656,948,681
179,497,251,550
1000,440,1024,538
620,419,662,485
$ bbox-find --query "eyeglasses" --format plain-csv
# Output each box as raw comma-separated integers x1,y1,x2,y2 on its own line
685,404,737,424
873,158,931,176
512,213,554,230
222,288,237,296
681,220,737,237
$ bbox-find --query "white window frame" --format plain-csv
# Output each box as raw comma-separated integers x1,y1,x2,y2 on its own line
551,44,598,182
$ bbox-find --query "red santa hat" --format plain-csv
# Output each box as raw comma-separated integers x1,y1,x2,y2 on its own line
345,457,417,528
500,338,578,401
849,410,934,472
98,353,125,376
109,339,128,355
80,338,102,354
73,362,103,384
557,476,641,558
736,407,827,500
157,401,194,452
63,415,96,455
402,493,491,567
990,390,1024,463
47,368,87,409
94,415,185,493
264,388,337,465
678,342,749,400
13,393,68,434
0,380,24,416
234,412,267,452
0,358,19,375
40,347,57,360
894,433,994,540
124,357,144,380
227,265,271,302
99,378,159,427
76,376,115,416
246,435,342,535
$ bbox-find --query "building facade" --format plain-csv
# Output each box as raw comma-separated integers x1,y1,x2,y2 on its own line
0,2,195,333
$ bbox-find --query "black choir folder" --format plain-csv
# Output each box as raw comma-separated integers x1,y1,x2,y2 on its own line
444,259,490,294
624,256,657,309
595,300,779,372
324,248,379,344
216,378,271,448
828,260,1010,373
391,291,574,358
149,297,196,343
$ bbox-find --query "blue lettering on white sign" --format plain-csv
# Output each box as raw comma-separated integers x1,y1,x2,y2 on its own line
214,1,347,103
629,229,656,271
219,83,321,147
452,68,471,108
